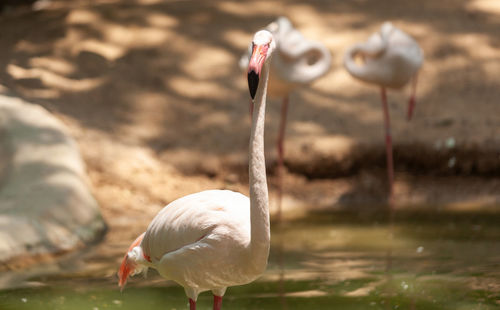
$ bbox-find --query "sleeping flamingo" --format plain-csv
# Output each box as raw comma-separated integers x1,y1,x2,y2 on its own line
240,16,331,215
343,21,423,204
118,30,276,310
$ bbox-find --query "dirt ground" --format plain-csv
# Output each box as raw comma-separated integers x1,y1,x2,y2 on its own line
0,0,499,250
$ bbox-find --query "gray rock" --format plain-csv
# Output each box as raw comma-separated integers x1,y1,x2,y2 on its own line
0,94,106,266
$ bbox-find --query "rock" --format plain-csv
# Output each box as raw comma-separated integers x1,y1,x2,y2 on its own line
0,94,106,268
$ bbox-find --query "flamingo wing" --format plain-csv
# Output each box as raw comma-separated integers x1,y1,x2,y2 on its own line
141,190,250,263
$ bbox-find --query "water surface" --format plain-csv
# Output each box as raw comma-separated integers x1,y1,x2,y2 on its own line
1,209,499,309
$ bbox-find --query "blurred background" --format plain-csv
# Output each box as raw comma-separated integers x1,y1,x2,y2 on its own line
0,0,499,309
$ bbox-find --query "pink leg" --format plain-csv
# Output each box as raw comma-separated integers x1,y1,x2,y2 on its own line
407,73,418,121
380,87,394,206
213,295,223,310
276,94,289,221
277,95,289,168
189,298,196,310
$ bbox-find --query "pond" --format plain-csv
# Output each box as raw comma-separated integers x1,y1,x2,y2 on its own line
1,209,499,310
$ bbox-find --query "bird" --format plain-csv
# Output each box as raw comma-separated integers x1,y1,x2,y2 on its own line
118,30,277,310
240,16,331,216
343,22,423,204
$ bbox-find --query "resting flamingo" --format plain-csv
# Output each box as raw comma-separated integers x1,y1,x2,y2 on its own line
118,30,276,310
240,16,331,215
343,21,423,204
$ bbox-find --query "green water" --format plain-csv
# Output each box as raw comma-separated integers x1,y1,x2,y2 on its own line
1,210,500,309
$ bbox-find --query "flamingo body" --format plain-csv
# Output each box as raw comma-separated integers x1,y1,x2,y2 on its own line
343,22,423,89
240,17,331,215
140,190,265,298
343,22,424,204
119,30,276,310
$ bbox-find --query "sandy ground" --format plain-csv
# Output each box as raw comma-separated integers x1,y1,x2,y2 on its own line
0,0,499,254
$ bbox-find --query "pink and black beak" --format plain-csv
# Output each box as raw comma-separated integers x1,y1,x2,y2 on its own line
247,43,269,99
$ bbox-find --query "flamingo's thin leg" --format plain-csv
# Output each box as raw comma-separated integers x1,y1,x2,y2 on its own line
380,87,394,206
213,295,223,310
407,73,419,121
276,94,289,221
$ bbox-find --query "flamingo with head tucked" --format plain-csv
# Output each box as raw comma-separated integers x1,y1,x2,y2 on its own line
118,30,276,310
343,21,423,204
240,16,331,215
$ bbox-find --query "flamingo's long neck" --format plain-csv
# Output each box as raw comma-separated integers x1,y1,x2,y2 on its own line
248,59,270,263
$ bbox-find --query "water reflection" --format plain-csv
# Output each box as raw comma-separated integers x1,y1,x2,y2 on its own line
1,210,500,309
275,222,288,310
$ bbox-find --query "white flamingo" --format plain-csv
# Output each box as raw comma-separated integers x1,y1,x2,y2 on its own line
240,16,331,214
343,21,423,203
118,30,276,310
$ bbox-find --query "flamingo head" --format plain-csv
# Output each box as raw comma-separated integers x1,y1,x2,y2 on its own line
118,252,138,290
247,30,276,99
118,233,146,291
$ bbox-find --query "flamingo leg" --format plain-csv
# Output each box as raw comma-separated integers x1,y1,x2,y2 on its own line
189,298,196,310
276,95,289,306
213,295,223,310
380,87,394,206
276,94,289,221
407,73,419,121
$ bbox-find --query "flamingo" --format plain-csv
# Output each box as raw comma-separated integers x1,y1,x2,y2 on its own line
240,16,331,215
343,21,423,204
118,30,276,310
